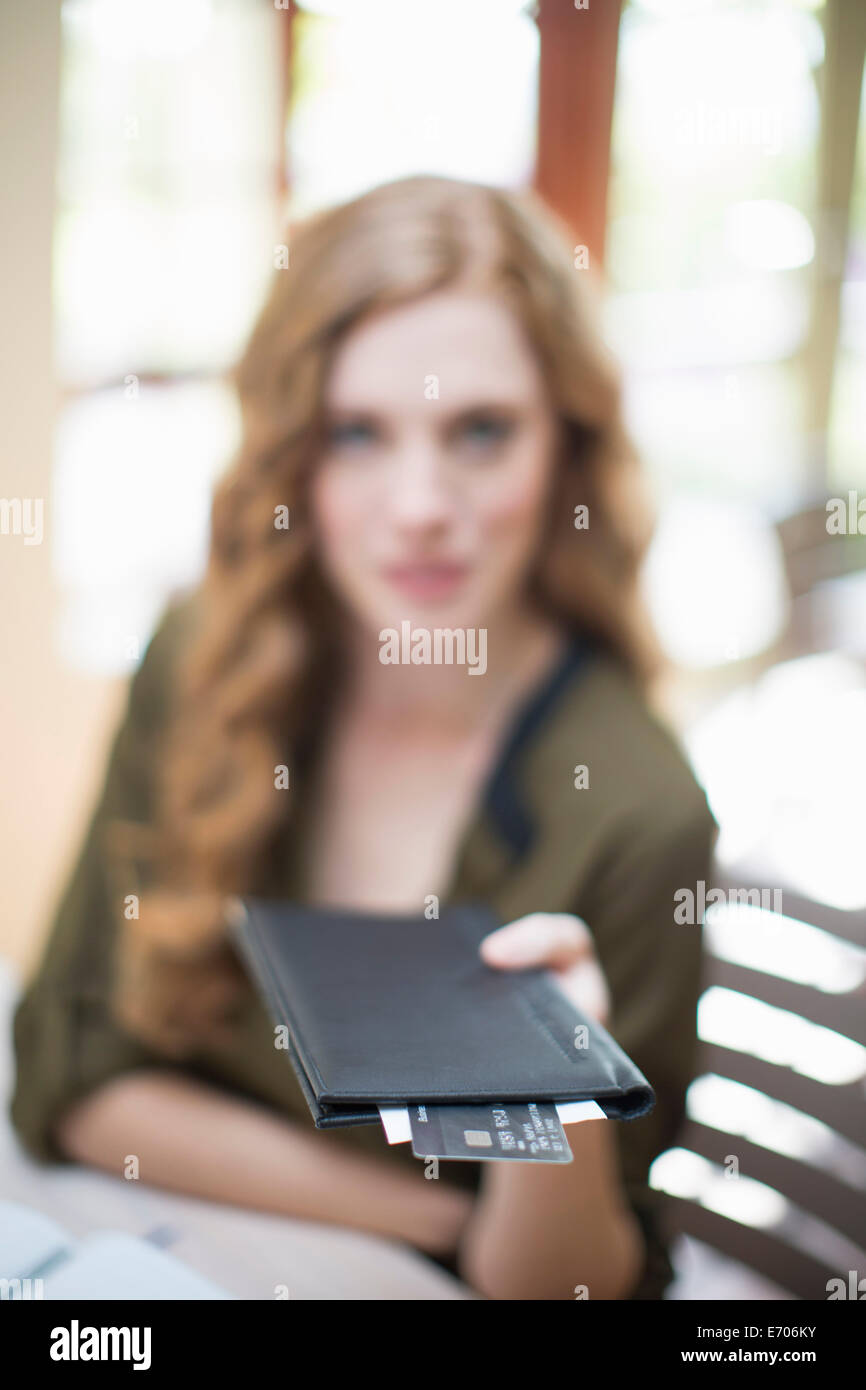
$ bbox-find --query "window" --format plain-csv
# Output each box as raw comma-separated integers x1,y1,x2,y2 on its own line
54,0,281,672
287,0,538,218
608,0,826,509
829,60,866,492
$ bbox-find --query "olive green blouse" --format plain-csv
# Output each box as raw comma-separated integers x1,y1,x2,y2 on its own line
10,594,717,1299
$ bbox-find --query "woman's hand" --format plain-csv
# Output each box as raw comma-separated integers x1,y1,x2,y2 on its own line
479,912,611,1026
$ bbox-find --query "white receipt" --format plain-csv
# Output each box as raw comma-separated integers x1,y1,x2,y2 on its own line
377,1100,606,1144
555,1099,607,1125
378,1106,414,1144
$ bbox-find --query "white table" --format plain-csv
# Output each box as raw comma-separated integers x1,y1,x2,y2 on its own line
0,961,472,1300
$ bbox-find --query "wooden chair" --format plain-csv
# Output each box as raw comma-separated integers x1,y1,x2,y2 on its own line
662,867,866,1299
774,503,866,656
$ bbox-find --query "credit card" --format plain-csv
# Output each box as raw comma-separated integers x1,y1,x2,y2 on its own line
408,1101,573,1163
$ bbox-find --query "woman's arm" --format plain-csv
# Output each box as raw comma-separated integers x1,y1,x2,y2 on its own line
464,786,716,1301
458,913,645,1299
459,1116,644,1300
56,1069,472,1258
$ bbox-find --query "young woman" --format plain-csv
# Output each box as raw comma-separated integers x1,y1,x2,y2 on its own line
11,175,717,1300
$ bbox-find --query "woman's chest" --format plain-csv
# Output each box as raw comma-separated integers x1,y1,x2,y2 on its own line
300,729,493,914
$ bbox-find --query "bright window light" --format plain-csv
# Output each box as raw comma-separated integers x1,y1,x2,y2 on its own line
699,986,866,1085
53,380,238,674
705,904,866,994
642,497,789,668
64,0,215,61
288,0,538,217
687,655,866,909
650,1148,789,1228
724,199,815,271
610,0,822,508
54,0,280,670
687,1074,866,1184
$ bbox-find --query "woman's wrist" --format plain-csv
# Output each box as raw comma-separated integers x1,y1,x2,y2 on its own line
411,1181,475,1258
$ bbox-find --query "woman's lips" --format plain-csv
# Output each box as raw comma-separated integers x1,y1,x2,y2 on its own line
382,561,470,601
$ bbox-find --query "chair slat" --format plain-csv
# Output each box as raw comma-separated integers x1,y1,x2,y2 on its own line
663,1196,838,1300
712,867,866,949
694,1044,866,1148
703,957,866,1045
677,1119,866,1247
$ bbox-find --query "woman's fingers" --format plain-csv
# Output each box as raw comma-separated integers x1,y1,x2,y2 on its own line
479,912,594,971
480,912,610,1024
547,958,611,1027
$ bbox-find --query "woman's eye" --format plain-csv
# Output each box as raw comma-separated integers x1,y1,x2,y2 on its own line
456,415,513,450
327,420,379,450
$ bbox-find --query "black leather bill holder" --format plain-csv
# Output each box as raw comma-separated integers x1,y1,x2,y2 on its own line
229,898,655,1129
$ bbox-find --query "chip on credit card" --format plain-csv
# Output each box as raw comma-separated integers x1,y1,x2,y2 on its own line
408,1101,573,1163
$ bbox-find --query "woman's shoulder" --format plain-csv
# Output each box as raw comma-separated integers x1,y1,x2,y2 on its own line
125,586,204,731
535,646,717,841
141,586,203,672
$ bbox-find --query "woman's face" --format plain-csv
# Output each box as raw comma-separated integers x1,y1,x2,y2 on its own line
309,289,560,639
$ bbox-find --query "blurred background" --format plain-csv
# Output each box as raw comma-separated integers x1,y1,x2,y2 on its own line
1,0,864,1300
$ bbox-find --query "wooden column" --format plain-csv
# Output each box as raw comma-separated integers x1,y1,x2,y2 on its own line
533,0,623,269
801,0,866,485
275,0,297,208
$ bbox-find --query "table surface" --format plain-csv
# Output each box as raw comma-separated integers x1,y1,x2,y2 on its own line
0,961,471,1301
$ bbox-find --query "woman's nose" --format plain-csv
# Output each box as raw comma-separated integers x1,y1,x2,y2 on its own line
385,437,458,530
